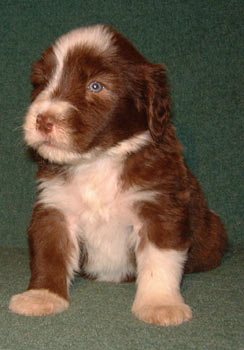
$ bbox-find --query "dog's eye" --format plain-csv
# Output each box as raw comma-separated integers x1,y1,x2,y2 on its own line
88,81,104,93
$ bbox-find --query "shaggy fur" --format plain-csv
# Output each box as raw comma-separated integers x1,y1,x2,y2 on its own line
9,24,228,326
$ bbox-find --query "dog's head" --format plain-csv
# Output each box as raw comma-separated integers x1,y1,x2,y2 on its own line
24,24,171,164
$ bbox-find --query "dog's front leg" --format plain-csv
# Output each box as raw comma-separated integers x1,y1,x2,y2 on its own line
9,204,75,316
132,242,192,326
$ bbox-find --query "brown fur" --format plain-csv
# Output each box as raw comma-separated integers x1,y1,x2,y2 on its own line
27,204,71,301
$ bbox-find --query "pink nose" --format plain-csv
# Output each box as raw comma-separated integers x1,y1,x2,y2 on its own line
36,114,54,134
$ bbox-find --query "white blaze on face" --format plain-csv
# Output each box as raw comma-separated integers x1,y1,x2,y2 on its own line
45,25,115,99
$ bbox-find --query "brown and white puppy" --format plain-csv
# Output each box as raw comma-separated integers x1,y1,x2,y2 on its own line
9,24,228,326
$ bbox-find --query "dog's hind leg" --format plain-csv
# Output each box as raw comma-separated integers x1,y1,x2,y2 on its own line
184,170,228,274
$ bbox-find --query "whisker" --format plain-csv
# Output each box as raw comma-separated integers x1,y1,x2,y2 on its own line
13,125,24,132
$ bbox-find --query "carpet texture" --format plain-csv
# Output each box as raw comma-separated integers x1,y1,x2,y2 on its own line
0,1,243,349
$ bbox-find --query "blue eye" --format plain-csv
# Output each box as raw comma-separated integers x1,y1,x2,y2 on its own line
88,81,104,93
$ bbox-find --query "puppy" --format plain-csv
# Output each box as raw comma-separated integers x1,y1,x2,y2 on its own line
9,24,228,326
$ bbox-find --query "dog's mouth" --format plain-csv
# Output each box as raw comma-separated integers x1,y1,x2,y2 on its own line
34,139,82,164
42,140,58,148
37,139,71,152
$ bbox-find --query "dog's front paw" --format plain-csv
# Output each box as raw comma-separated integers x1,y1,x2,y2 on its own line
9,289,69,316
132,303,192,326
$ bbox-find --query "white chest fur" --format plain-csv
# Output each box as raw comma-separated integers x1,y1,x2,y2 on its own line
37,153,154,282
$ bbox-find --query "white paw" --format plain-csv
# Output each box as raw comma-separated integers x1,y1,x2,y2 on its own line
132,303,193,326
9,289,69,316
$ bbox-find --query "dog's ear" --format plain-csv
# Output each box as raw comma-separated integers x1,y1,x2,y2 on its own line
30,47,56,101
146,64,171,144
30,59,46,101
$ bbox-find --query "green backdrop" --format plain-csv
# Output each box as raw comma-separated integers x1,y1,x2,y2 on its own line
0,1,243,349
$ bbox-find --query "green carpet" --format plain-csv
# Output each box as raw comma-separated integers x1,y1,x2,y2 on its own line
0,1,243,349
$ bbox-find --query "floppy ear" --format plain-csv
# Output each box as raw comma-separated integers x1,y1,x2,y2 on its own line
30,47,56,101
30,59,46,101
146,64,171,143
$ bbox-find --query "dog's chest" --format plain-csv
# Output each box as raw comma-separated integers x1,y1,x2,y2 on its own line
38,156,145,281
